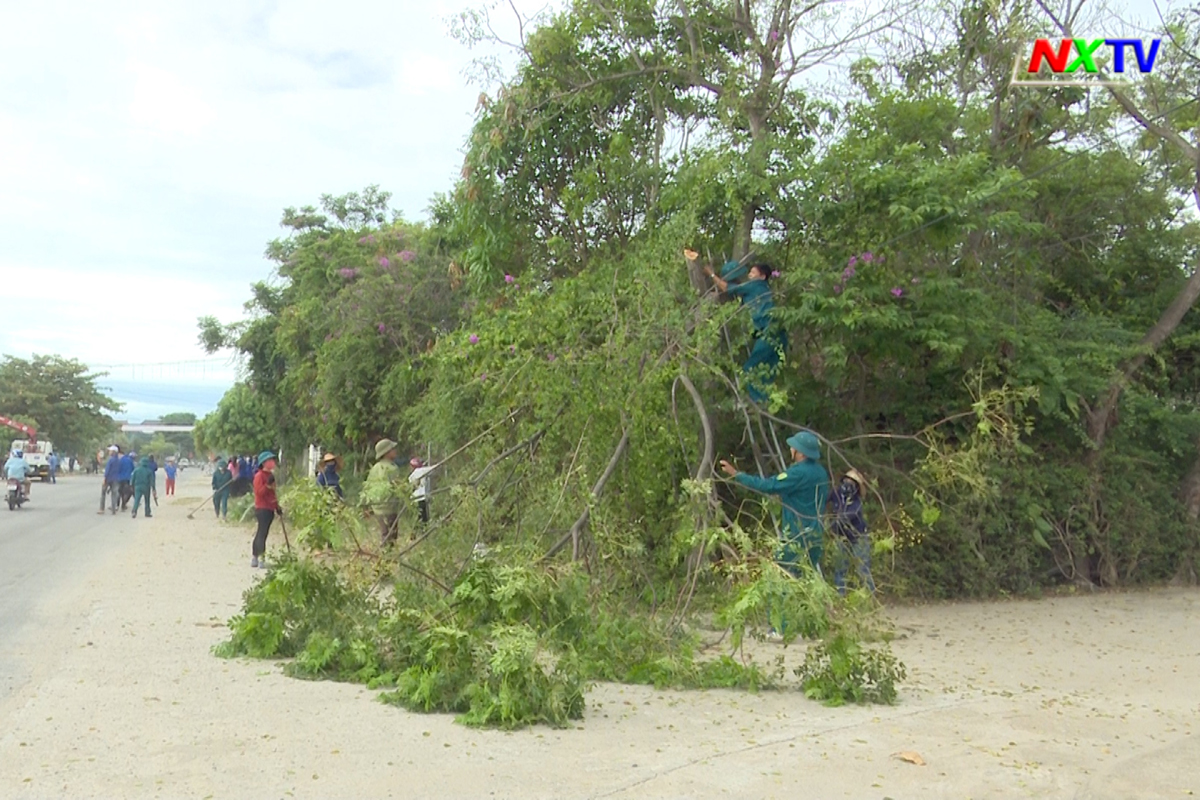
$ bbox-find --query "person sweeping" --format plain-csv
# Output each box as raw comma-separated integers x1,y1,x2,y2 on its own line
251,451,282,569
211,458,232,520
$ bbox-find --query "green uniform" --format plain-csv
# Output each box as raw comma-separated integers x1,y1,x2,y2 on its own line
131,457,156,517
363,459,403,516
726,279,785,403
734,459,830,573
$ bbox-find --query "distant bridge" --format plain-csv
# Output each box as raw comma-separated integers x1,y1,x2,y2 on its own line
119,424,195,434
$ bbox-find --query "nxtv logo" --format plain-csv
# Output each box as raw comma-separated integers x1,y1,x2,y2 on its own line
1014,38,1161,86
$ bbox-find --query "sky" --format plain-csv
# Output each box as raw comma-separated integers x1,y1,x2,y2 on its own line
0,0,1176,422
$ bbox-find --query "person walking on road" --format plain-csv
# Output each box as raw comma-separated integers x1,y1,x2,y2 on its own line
99,445,120,514
48,452,58,484
364,439,402,546
251,451,282,569
163,458,177,496
130,457,156,519
117,450,136,511
316,453,344,498
212,459,232,520
409,457,433,525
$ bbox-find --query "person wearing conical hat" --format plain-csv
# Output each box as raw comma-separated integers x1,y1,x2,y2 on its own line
364,439,402,546
830,468,876,596
719,430,830,575
316,452,344,499
251,451,282,569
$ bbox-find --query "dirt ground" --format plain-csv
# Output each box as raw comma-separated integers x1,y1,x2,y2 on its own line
1,473,1198,799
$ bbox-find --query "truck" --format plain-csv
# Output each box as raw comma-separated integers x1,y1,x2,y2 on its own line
10,439,53,481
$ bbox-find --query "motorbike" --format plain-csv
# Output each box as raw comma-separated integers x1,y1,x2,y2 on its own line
7,478,27,510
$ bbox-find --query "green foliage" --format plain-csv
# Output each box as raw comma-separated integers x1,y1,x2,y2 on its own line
796,632,906,706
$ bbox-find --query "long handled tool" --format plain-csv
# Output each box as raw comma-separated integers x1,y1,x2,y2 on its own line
187,479,234,519
277,512,293,552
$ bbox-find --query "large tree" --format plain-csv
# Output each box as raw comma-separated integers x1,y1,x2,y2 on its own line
0,355,121,455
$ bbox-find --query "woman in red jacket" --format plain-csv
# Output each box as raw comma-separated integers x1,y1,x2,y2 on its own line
251,450,282,569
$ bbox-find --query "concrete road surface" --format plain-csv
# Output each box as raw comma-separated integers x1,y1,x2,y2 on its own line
0,474,132,706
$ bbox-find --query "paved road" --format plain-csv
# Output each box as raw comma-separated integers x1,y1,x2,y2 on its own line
0,474,129,706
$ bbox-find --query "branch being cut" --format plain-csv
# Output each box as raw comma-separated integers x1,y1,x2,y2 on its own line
543,424,632,560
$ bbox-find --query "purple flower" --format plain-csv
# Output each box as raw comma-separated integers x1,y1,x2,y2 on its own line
367,235,376,243
547,353,556,362
891,287,903,297
770,29,780,41
861,252,874,263
509,345,516,353
379,256,390,268
377,323,386,333
504,274,514,283
833,283,843,294
469,334,479,344
842,266,856,280
339,268,358,279
480,372,487,381
399,250,416,262
357,236,369,245
847,256,857,269
771,270,780,278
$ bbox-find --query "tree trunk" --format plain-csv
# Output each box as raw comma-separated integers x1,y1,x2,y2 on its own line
732,203,755,262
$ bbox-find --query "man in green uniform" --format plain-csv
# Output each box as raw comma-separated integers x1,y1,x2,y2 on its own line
364,438,403,546
130,456,157,519
705,260,786,404
211,458,232,520
719,431,830,574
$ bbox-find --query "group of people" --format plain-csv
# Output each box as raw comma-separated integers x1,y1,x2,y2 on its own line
719,430,876,600
311,440,433,548
97,446,180,517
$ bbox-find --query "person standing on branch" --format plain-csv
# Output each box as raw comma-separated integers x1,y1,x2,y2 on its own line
364,439,402,546
251,451,282,569
720,431,830,574
211,458,232,520
704,260,786,405
316,453,344,499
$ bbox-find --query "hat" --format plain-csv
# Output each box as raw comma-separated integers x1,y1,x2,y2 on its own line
257,450,277,465
321,452,338,464
375,439,398,461
785,431,822,461
108,445,119,451
842,468,866,490
410,457,423,468
719,260,748,282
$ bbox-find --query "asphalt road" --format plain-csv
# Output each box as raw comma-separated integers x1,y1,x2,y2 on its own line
0,473,127,706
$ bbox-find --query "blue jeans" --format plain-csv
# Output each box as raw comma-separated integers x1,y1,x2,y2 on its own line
833,535,875,595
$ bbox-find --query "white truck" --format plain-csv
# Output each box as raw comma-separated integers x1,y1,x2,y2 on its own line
11,439,53,481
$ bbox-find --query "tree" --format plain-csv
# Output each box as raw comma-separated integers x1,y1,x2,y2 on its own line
0,355,122,455
194,383,277,457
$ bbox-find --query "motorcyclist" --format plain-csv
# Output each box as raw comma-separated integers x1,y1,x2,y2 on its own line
4,450,32,501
